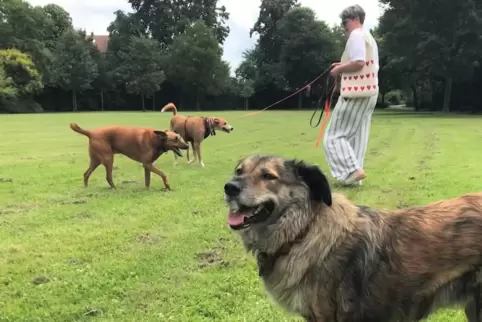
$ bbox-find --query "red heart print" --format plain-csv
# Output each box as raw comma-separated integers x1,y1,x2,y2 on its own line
347,87,352,91
365,61,369,66
370,60,374,64
360,75,364,79
354,76,358,80
360,86,365,91
373,85,377,89
342,87,346,91
349,76,352,80
367,85,371,89
354,86,358,91
366,73,370,78
343,76,347,80
372,73,375,77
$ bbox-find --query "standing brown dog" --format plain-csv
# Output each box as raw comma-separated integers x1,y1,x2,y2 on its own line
70,123,189,190
224,154,482,322
160,102,233,167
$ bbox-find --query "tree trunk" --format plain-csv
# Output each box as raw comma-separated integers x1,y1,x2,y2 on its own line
100,89,104,111
298,91,303,109
410,83,419,111
195,98,200,111
72,90,77,112
152,93,155,111
381,93,385,106
245,98,249,110
141,93,145,111
442,76,452,113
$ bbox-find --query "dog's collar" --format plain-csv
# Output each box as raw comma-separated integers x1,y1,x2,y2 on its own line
256,223,311,278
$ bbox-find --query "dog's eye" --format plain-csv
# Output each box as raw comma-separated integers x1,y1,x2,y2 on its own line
235,168,242,176
262,172,277,180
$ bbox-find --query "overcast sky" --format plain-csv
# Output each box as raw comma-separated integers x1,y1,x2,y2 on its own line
27,0,382,71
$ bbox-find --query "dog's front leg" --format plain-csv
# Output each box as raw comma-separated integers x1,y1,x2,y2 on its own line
144,163,171,190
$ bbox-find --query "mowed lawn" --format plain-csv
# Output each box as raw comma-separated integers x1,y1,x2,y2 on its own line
0,108,481,322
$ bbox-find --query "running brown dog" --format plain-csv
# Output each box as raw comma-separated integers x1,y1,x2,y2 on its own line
160,102,233,167
70,123,189,190
224,154,482,322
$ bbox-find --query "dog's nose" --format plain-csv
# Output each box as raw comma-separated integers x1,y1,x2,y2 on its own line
231,127,234,131
224,181,241,197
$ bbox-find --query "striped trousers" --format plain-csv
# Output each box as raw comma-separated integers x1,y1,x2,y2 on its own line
323,94,378,181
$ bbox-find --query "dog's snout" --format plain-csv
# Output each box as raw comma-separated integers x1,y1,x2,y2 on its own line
224,181,241,197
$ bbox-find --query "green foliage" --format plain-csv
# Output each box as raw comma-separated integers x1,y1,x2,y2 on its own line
0,65,17,99
116,36,166,110
50,29,99,111
277,7,338,91
1,0,482,113
128,0,230,45
0,48,43,95
385,90,403,105
166,20,230,108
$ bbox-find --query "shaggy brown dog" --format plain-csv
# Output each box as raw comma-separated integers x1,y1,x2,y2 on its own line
224,154,482,322
160,102,233,167
70,123,188,190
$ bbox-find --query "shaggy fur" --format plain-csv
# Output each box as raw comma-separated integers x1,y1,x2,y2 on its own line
70,123,189,190
160,102,233,167
224,154,482,322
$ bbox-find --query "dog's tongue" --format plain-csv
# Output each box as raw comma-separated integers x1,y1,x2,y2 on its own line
227,212,246,226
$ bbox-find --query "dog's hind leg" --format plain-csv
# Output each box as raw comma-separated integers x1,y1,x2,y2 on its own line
144,162,171,190
187,141,197,164
83,158,101,187
102,156,116,189
144,167,151,187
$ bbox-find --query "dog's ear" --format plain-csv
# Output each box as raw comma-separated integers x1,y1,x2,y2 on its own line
153,130,167,139
291,160,332,206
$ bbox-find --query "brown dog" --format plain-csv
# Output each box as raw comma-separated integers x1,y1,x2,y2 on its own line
70,123,189,190
224,154,482,322
160,102,233,167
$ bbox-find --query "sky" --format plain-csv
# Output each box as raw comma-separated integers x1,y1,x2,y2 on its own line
26,0,382,72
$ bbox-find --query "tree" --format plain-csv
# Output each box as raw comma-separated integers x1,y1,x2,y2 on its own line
237,79,255,110
378,0,482,112
166,20,230,110
116,36,166,111
50,29,99,111
0,65,17,100
276,7,338,108
248,0,299,89
0,48,43,96
128,0,230,45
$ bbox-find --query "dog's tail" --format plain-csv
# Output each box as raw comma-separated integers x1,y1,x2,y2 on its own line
161,102,177,115
70,123,91,138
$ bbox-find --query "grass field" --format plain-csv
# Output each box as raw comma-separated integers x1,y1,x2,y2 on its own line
1,108,481,321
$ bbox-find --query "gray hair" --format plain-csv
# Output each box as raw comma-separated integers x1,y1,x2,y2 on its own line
339,4,366,24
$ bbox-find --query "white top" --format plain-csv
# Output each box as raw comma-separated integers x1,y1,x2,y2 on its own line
346,28,379,73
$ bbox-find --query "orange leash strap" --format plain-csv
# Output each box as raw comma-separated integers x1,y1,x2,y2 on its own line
315,77,337,148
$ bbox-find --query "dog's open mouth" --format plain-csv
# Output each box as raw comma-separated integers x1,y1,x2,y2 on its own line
173,148,183,157
227,200,275,230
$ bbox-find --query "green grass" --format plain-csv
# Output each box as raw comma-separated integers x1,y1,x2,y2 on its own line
0,108,481,321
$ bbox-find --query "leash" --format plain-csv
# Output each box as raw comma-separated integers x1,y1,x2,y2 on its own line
310,68,338,148
232,64,336,120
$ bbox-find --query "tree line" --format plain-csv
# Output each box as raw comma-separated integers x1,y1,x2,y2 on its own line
0,0,481,113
